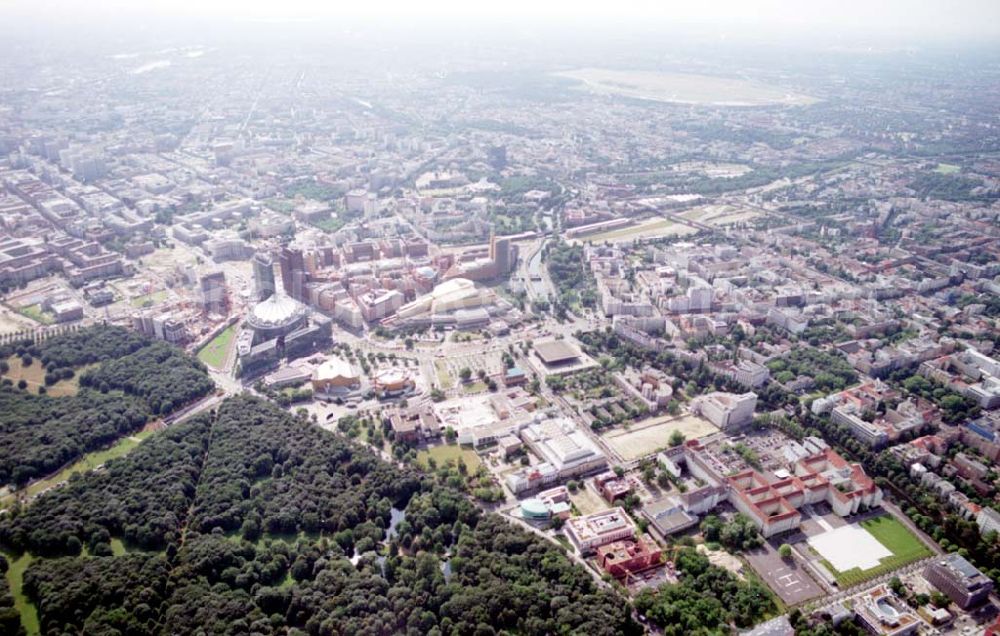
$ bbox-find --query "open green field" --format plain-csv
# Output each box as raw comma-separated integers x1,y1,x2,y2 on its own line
935,163,961,174
130,289,169,308
463,381,488,394
197,324,237,369
0,427,156,508
416,444,482,472
3,551,39,635
16,304,53,325
1,355,80,397
821,515,933,588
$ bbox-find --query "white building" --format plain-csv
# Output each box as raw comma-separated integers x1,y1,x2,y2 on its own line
506,418,607,493
977,507,1000,537
564,507,635,553
692,392,757,431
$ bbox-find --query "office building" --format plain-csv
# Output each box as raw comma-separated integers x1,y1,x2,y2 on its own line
252,252,276,301
565,508,635,553
923,554,993,609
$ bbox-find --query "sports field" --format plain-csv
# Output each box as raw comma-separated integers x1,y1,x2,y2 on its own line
582,217,698,243
601,414,718,461
813,515,932,588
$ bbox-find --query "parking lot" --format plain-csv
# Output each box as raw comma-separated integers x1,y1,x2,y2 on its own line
744,542,825,606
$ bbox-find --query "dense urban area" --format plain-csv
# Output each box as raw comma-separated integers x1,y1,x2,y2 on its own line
0,10,998,636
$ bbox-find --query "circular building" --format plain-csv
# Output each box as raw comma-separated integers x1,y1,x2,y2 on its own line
372,368,414,397
246,293,308,345
520,498,551,521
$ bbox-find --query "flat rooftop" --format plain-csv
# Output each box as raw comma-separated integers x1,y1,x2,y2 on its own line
534,339,581,365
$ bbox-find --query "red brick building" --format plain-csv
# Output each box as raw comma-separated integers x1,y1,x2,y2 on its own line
596,534,663,580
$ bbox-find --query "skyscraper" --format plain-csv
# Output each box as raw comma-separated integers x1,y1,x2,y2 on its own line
199,271,227,316
489,233,514,275
279,246,307,301
252,252,276,301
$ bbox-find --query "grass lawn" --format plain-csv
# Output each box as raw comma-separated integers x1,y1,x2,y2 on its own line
110,538,127,557
463,381,487,394
16,304,53,325
935,163,961,174
416,444,482,472
197,325,237,369
821,515,932,588
1,355,80,397
130,289,169,309
0,427,156,508
3,551,39,635
434,360,454,390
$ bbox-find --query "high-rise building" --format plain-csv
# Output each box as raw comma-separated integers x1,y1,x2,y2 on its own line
199,271,227,316
489,234,514,275
279,247,307,300
252,252,276,301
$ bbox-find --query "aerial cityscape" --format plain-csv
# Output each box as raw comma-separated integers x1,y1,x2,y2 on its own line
0,1,998,634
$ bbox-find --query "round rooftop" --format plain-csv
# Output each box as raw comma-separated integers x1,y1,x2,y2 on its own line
247,293,308,330
520,498,549,518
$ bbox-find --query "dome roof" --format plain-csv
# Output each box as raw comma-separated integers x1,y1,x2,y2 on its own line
248,293,307,329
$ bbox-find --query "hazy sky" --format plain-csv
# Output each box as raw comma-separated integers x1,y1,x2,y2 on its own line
1,0,999,45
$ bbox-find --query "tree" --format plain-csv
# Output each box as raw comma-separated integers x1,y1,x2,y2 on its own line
778,544,792,559
669,430,685,447
889,576,905,597
930,592,950,608
459,368,472,382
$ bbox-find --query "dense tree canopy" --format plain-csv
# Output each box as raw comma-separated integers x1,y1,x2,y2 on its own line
0,326,213,487
635,547,775,634
5,395,640,636
0,387,150,486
